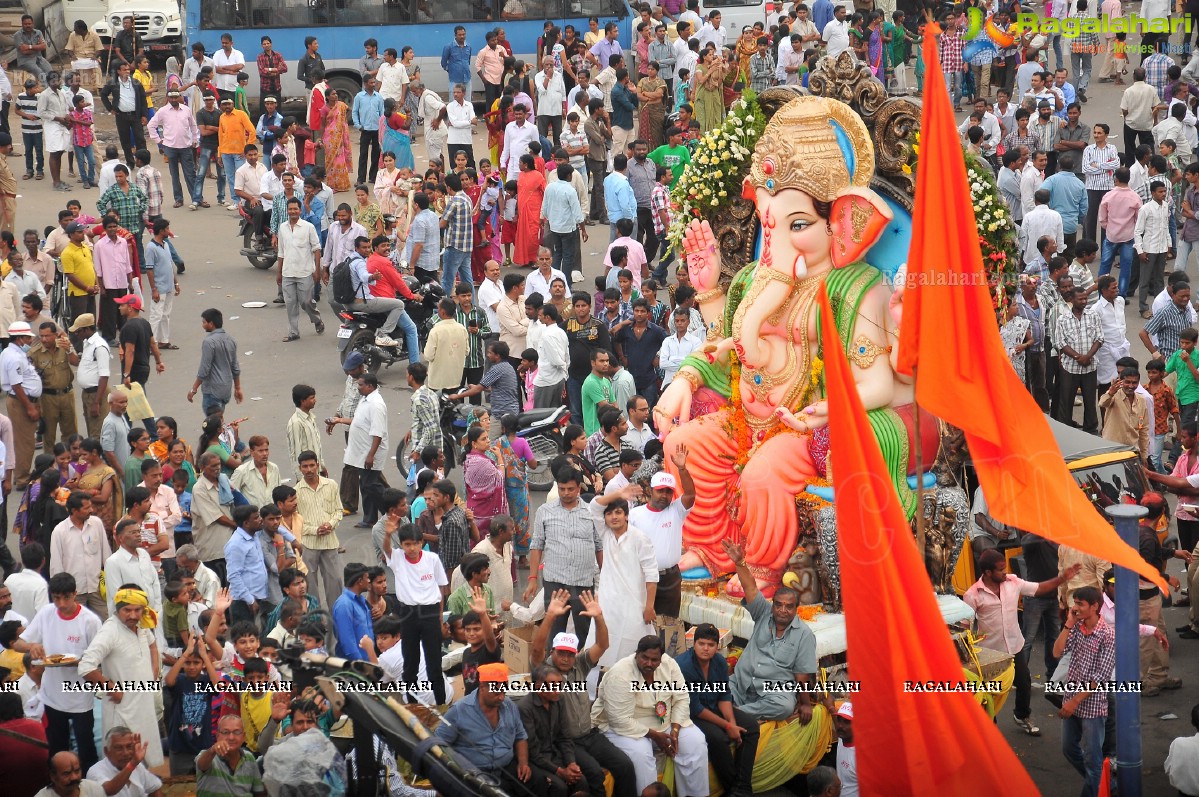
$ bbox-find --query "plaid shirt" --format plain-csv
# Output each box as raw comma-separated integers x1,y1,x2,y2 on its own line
1055,307,1104,374
938,29,964,73
455,306,491,369
70,107,94,148
601,304,633,332
410,384,443,454
1063,617,1117,718
256,50,287,95
749,52,776,94
1143,53,1174,100
1001,131,1038,156
136,165,164,219
650,183,671,236
97,183,149,235
422,504,470,576
1145,303,1192,358
441,193,473,252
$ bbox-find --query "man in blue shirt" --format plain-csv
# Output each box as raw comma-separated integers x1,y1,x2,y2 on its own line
541,162,588,281
677,623,760,797
441,26,473,91
811,0,834,35
144,219,179,350
223,504,270,625
352,77,385,184
604,155,637,245
433,662,534,789
345,234,406,348
1041,152,1088,256
332,562,373,659
255,97,284,160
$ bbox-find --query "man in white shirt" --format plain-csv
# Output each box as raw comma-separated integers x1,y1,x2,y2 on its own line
1020,189,1065,264
445,83,476,167
622,395,656,452
1020,150,1048,215
822,5,852,58
477,258,504,332
500,104,540,174
211,34,245,103
534,305,570,408
776,34,806,86
658,308,703,388
697,11,728,51
5,544,48,621
376,48,406,104
959,98,1003,158
338,373,388,527
49,493,112,619
567,70,604,115
1166,707,1199,797
628,450,694,620
411,82,446,166
276,198,324,341
524,246,571,299
86,726,163,797
233,145,269,241
104,518,161,619
535,56,567,145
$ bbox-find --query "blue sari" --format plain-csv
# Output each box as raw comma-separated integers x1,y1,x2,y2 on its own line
379,112,414,171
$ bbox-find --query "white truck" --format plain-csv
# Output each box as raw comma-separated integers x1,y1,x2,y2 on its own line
60,0,183,66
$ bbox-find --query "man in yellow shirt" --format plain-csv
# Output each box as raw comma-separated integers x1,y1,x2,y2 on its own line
217,96,256,211
59,222,99,325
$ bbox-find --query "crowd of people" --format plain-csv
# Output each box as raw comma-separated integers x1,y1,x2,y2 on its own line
0,1,1198,797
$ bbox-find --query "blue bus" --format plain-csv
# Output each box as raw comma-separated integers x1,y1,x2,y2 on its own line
185,0,634,101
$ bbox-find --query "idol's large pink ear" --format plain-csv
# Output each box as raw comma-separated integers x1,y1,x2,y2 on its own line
828,188,893,269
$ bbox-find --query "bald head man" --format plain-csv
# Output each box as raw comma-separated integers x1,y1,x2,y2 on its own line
45,751,105,797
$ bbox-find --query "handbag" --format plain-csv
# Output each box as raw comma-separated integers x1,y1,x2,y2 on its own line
125,381,155,422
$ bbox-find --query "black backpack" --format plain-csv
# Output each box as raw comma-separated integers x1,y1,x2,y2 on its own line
331,255,359,306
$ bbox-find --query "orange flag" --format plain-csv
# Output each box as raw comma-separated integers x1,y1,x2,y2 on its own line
895,26,1165,590
820,288,1038,796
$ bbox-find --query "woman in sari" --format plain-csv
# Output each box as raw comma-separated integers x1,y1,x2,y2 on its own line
55,442,86,484
148,416,192,464
735,27,757,86
15,454,56,546
472,169,502,281
374,151,410,216
354,184,385,236
79,438,120,536
379,100,414,172
463,426,507,537
693,50,726,133
636,62,668,149
866,12,885,80
485,94,513,168
198,414,242,475
492,414,536,562
162,440,197,492
21,466,70,569
319,87,353,192
513,154,545,267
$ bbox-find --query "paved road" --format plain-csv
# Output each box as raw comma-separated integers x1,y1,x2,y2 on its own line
4,68,1196,794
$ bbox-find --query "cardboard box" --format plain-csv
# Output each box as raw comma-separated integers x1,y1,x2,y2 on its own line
685,626,733,650
504,624,537,672
655,616,686,655
76,68,102,91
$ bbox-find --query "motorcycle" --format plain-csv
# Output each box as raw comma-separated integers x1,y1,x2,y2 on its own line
334,270,443,374
513,405,571,491
237,202,278,270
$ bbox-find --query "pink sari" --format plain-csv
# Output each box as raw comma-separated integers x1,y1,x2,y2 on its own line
464,449,508,536
321,100,353,192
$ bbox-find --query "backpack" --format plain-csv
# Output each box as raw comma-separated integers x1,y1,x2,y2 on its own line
331,255,359,306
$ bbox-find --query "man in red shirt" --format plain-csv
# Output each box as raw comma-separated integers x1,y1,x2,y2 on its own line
365,234,421,360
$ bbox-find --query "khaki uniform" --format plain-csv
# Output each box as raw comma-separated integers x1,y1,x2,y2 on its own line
0,153,15,234
28,340,78,445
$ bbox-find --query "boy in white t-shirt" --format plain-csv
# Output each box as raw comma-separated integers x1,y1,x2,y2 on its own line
383,519,449,705
17,573,104,771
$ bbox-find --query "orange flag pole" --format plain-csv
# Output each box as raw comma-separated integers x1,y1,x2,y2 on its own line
819,287,1039,796
894,17,1166,591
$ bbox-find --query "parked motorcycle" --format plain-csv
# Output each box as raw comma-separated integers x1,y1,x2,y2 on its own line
513,406,571,491
334,271,443,374
237,203,277,270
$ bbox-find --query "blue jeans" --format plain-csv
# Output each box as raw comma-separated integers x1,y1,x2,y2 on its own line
1099,238,1135,296
196,148,225,203
202,392,228,417
163,145,199,204
441,247,472,298
1178,237,1198,277
567,375,584,427
397,311,420,362
221,153,245,205
1061,714,1105,797
22,131,43,174
73,144,95,186
1020,594,1061,678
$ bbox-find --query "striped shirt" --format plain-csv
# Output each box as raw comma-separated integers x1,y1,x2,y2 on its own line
441,193,473,252
16,93,40,134
1055,307,1104,374
455,306,490,369
295,475,342,549
1081,144,1120,191
194,748,264,796
530,498,603,587
1144,303,1193,358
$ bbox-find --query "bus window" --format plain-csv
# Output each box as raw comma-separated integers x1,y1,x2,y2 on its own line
202,0,336,28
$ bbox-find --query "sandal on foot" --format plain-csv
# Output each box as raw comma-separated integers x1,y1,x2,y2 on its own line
160,343,180,350
282,333,300,342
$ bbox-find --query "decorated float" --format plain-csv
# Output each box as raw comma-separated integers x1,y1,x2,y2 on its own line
631,51,1023,791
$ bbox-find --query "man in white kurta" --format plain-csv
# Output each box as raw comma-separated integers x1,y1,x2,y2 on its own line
103,519,163,618
591,642,708,796
77,587,163,768
592,499,658,668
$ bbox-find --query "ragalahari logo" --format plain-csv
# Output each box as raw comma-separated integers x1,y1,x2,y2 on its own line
965,7,985,40
1009,13,1192,36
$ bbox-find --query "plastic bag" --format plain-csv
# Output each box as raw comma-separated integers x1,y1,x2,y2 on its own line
125,382,155,422
263,727,347,797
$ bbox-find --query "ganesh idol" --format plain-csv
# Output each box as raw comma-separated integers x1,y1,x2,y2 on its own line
655,94,938,596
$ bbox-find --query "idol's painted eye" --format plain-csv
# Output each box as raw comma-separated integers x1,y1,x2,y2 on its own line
789,219,811,233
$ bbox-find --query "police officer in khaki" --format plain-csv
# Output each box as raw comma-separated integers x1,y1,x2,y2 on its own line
0,320,42,488
28,320,79,446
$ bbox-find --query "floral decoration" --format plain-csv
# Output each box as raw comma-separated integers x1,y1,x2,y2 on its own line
666,89,767,256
